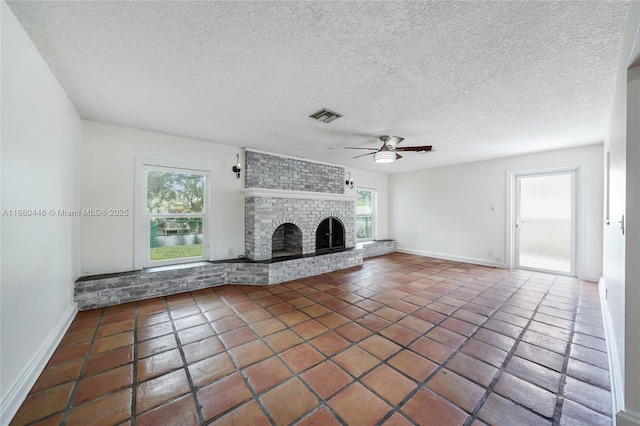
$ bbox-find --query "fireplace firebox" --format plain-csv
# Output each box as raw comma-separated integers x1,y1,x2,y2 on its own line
316,217,345,253
272,223,302,258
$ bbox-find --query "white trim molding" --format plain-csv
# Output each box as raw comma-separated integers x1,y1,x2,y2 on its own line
617,411,640,426
505,163,589,279
134,157,215,269
0,303,78,426
241,187,358,201
397,247,507,268
599,278,640,426
600,277,626,423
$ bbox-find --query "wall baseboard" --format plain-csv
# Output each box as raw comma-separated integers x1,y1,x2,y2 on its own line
616,410,640,426
396,247,507,268
598,277,639,426
0,303,77,426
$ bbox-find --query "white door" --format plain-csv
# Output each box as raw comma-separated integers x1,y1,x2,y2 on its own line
515,171,576,275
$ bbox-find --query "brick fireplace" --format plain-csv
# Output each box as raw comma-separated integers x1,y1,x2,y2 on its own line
74,150,396,310
242,150,356,261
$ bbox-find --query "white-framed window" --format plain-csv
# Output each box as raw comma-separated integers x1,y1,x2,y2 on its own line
356,188,376,241
135,159,210,268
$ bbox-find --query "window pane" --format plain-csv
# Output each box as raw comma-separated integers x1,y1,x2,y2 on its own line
356,189,374,239
149,218,203,262
147,170,205,214
356,215,372,239
356,190,373,215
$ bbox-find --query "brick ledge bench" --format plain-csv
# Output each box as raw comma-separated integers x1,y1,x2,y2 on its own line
356,239,398,258
74,248,370,310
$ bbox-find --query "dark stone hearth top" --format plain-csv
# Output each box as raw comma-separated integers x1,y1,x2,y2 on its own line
357,239,394,245
75,247,359,283
75,240,396,284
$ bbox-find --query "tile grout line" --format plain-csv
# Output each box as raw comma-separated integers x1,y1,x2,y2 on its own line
205,288,279,425
551,280,582,425
356,263,522,423
278,294,385,426
367,276,493,424
374,267,529,425
59,309,104,426
392,273,520,422
317,268,587,426
214,282,411,425
326,263,585,424
464,275,563,425
130,302,139,425
283,272,436,426
187,291,223,425
280,271,456,425
235,284,354,426
161,296,206,425
188,265,555,425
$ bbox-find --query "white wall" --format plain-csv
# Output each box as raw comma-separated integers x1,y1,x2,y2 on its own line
345,167,389,240
80,121,247,275
0,2,81,422
601,1,640,423
389,144,603,281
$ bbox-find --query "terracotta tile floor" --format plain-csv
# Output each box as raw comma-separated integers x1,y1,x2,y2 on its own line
11,254,613,425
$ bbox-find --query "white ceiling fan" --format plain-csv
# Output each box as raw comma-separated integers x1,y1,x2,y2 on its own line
345,135,433,163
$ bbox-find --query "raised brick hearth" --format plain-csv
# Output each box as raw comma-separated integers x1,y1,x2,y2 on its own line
75,243,400,310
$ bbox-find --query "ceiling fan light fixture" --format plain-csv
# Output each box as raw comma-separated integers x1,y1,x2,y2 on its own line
373,150,396,163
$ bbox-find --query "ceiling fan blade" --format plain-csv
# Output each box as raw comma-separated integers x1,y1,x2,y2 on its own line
388,136,405,147
353,152,376,159
395,145,433,152
396,153,403,160
344,147,378,150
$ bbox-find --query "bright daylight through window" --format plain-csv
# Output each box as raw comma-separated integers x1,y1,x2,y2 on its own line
145,166,208,266
356,188,375,240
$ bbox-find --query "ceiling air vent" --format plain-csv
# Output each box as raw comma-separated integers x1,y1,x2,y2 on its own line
309,108,343,123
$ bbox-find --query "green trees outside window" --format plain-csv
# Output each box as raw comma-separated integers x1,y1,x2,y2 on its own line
356,189,375,240
146,169,207,263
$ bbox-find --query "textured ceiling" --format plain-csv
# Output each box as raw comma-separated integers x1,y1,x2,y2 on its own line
7,1,629,173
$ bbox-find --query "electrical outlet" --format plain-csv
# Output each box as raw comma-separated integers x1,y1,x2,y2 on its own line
488,250,493,257
227,248,234,257
82,263,92,273
489,204,496,212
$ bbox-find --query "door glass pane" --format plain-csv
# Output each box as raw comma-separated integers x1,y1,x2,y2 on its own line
331,219,345,248
147,170,205,214
316,219,331,251
149,218,203,262
518,174,572,273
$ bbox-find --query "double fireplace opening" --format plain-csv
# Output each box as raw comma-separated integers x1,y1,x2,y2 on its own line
271,217,345,259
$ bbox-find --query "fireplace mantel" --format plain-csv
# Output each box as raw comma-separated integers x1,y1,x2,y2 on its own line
241,187,358,201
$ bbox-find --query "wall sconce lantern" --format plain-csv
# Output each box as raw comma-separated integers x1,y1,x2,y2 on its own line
345,171,354,189
232,153,242,179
